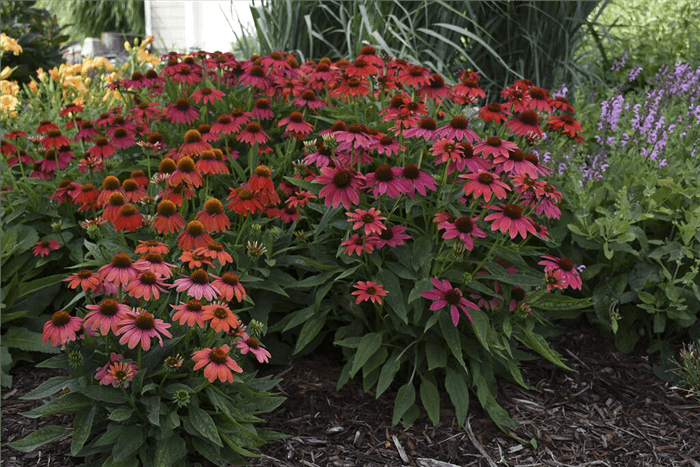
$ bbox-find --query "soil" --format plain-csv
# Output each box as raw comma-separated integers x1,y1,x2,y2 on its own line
3,325,700,467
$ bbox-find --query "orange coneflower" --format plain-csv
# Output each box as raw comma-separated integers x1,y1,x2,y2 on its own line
177,220,213,251
152,200,185,235
195,198,230,233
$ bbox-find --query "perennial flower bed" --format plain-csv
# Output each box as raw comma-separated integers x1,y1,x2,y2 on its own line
1,36,588,465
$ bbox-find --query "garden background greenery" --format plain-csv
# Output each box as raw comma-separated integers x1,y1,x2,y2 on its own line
2,0,700,465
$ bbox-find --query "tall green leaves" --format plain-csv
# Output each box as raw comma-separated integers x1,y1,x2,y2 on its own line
247,0,606,96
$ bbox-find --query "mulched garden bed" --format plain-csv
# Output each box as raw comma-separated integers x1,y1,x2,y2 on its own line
3,325,700,467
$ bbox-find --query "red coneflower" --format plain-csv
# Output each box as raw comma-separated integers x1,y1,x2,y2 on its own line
50,179,79,206
230,108,252,128
63,269,100,292
493,149,538,178
459,170,511,202
169,156,203,188
4,129,27,140
103,192,127,223
85,137,117,158
334,123,374,152
0,139,16,156
190,86,225,105
75,183,100,212
42,310,83,346
248,165,279,205
473,136,519,159
403,117,438,141
332,76,370,100
196,124,220,143
524,87,552,113
292,89,326,110
40,129,71,150
252,98,274,120
36,119,58,135
397,65,432,88
419,73,451,100
167,98,200,125
33,240,60,257
172,268,220,301
401,164,437,198
478,102,511,124
171,65,202,86
84,299,130,335
547,114,583,140
435,116,479,143
116,308,172,351
192,345,242,383
278,111,314,137
374,134,403,157
351,281,388,305
195,149,229,175
179,129,211,157
506,110,543,139
550,96,575,114
236,121,269,145
453,72,486,102
97,175,124,207
239,64,269,90
177,220,214,251
286,190,316,208
196,198,230,233
121,178,148,203
210,114,239,136
346,207,386,235
110,127,136,149
226,184,263,216
345,58,380,78
113,204,144,232
364,164,412,199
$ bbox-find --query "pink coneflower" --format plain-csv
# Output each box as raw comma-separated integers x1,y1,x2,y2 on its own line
373,225,411,249
401,164,437,198
193,243,230,268
364,164,412,199
33,240,60,257
239,65,269,90
134,252,175,279
84,299,130,335
524,87,552,113
316,166,364,210
435,116,478,143
202,302,241,333
36,119,59,135
278,111,314,137
190,86,225,105
484,203,537,240
374,134,402,157
286,190,316,208
237,334,272,363
196,198,230,233
473,136,519,159
453,73,486,101
538,255,582,290
493,149,538,178
192,345,242,383
129,102,162,122
431,138,464,168
341,233,378,256
459,170,511,202
116,308,172,351
237,122,269,145
171,299,206,328
346,207,387,235
545,269,567,291
73,120,100,142
98,252,140,287
230,108,252,128
111,127,136,149
506,110,543,139
172,268,220,301
125,271,168,300
100,361,137,388
421,278,477,325
196,124,220,143
332,76,370,101
153,200,186,235
478,102,511,124
351,281,388,305
210,272,246,303
334,123,374,152
403,117,437,141
441,217,487,251
292,89,326,110
252,98,274,120
63,269,100,292
167,98,200,125
42,310,83,346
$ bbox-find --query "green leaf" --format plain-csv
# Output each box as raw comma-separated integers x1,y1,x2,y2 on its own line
293,313,325,355
439,313,466,369
80,385,127,404
392,381,416,426
408,277,432,303
283,175,319,193
108,407,134,422
282,305,315,332
376,351,402,398
191,436,223,465
17,274,66,299
425,341,447,370
445,365,469,428
21,392,91,418
420,376,440,426
7,425,72,453
2,328,61,354
516,327,572,371
380,269,407,324
188,406,223,447
289,269,339,288
20,376,73,400
143,395,160,427
469,308,490,351
71,406,96,456
350,332,383,377
154,434,188,466
113,429,145,462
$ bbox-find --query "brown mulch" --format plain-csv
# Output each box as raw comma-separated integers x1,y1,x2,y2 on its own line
3,326,700,466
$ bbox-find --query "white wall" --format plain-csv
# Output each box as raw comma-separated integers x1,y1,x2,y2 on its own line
145,0,254,53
